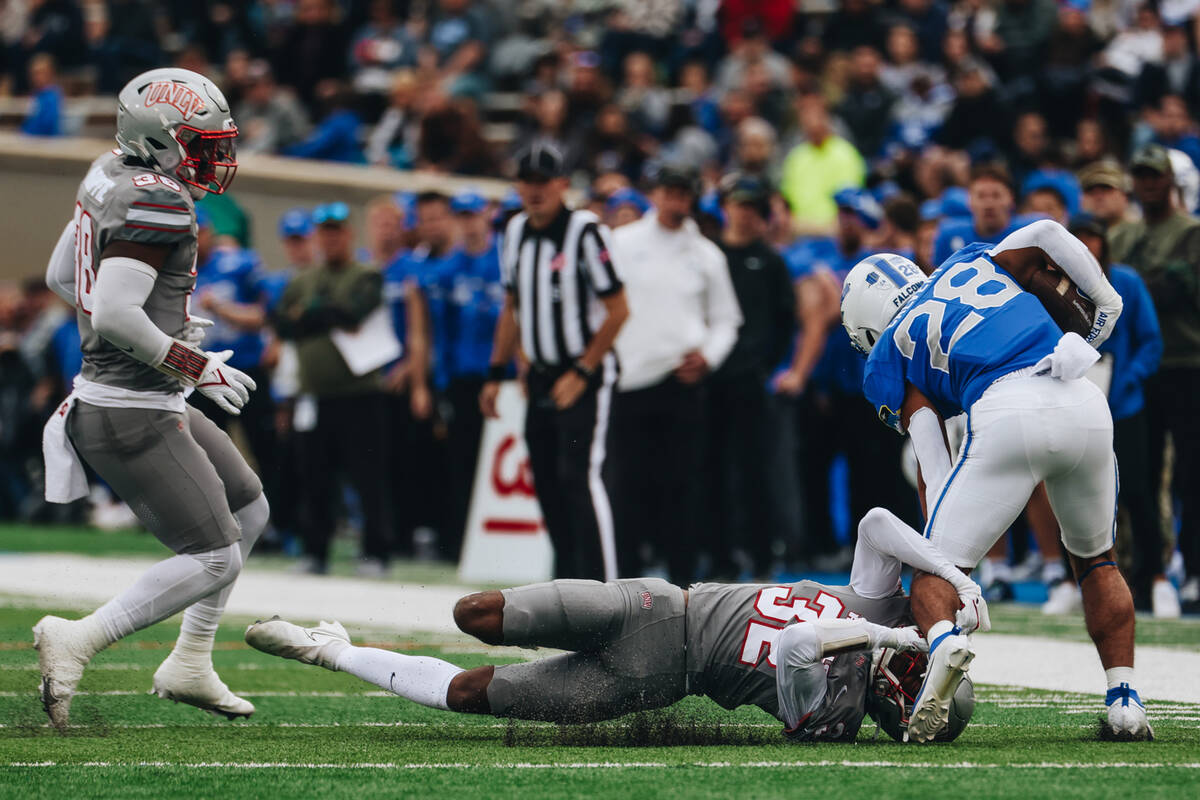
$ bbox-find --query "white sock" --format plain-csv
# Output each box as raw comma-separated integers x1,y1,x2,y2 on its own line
1042,560,1066,585
334,646,463,710
1105,666,1136,691
74,543,241,658
172,494,269,672
926,618,957,653
985,557,1012,583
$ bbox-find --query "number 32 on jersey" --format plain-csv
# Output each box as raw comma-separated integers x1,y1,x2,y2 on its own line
739,587,851,668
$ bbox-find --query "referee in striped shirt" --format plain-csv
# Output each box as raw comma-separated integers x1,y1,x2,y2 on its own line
480,145,630,581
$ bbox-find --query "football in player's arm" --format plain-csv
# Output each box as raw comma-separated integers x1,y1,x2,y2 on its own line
245,507,986,743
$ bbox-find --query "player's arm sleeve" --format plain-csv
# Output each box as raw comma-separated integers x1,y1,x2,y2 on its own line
578,221,623,297
988,218,1123,346
45,218,76,304
852,507,978,599
862,351,906,434
908,406,952,514
90,257,172,366
699,246,743,369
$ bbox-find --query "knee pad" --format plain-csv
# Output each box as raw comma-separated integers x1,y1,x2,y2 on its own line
776,622,821,667
193,542,243,587
234,492,270,555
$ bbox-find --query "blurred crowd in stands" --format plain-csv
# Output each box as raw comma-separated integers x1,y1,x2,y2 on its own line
0,0,1197,614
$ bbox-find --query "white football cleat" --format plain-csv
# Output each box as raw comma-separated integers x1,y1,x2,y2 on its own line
1151,579,1181,620
32,615,93,732
906,632,974,743
1041,581,1083,615
151,655,254,719
1102,683,1154,741
244,616,350,671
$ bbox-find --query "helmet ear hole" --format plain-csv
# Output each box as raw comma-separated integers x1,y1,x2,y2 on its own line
145,137,167,151
865,330,876,347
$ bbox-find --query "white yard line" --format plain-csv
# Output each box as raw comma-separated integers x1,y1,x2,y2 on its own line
2,553,1198,701
5,760,1199,770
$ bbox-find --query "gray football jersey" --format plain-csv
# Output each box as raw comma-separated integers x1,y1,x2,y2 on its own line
73,151,197,392
685,581,910,718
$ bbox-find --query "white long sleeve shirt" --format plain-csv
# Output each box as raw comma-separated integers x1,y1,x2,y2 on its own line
612,212,743,391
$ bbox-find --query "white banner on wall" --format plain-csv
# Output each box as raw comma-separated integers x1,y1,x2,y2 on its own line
458,382,553,584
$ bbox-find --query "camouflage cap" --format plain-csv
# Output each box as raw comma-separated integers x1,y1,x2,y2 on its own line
1130,144,1173,176
1078,160,1128,192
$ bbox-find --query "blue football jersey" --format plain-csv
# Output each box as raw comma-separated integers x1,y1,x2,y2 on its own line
784,237,877,396
193,247,267,370
863,243,1063,431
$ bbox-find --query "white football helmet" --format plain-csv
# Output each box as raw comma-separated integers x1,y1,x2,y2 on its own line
840,253,926,355
116,67,238,199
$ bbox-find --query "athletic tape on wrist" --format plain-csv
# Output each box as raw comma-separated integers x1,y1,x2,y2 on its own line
158,340,208,385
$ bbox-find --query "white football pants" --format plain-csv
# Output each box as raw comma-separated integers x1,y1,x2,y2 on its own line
924,370,1117,568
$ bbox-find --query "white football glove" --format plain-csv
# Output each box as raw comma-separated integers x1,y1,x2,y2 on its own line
196,350,256,415
182,315,215,347
955,591,991,635
888,625,929,653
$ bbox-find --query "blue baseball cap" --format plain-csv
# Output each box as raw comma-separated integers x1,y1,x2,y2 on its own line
451,190,489,215
393,191,418,229
500,188,523,212
194,205,212,229
939,187,971,219
919,198,944,222
605,188,650,215
312,201,350,226
1022,169,1082,216
278,207,312,238
697,190,725,226
834,187,883,229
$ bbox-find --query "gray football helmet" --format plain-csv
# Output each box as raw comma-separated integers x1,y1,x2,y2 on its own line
116,67,238,199
866,647,976,742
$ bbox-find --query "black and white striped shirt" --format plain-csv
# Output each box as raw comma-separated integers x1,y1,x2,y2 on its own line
501,205,623,367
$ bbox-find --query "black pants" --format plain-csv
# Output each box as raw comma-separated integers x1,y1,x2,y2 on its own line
387,390,451,558
525,359,617,581
299,392,392,568
1146,367,1200,580
444,374,487,561
609,375,705,584
1114,410,1164,607
706,371,773,578
795,390,918,557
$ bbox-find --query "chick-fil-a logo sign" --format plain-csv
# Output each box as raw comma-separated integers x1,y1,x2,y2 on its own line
484,434,541,534
144,81,206,121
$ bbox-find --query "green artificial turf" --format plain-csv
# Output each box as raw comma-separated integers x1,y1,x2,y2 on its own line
1,603,1196,800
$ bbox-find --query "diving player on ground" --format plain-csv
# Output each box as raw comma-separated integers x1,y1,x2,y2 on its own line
840,219,1151,742
246,509,986,742
34,68,268,729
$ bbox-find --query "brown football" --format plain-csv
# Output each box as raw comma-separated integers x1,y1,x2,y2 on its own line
1028,267,1095,338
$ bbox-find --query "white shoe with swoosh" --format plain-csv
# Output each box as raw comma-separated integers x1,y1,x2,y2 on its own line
244,616,351,671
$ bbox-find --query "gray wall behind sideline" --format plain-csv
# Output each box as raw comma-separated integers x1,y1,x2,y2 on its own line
0,132,512,282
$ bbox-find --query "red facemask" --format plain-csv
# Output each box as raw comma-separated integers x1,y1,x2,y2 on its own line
176,124,238,194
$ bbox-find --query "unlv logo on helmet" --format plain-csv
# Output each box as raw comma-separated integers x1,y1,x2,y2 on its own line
143,81,205,120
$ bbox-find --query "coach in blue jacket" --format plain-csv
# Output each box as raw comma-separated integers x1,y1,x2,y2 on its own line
1070,214,1166,613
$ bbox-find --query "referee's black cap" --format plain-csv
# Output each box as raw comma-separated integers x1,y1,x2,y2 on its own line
654,161,702,196
516,143,566,182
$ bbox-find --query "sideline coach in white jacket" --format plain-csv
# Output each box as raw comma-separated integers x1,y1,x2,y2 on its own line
609,163,743,583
